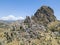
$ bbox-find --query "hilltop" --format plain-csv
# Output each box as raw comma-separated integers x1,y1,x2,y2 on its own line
0,6,60,45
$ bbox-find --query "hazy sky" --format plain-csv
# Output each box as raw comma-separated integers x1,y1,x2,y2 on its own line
0,0,60,20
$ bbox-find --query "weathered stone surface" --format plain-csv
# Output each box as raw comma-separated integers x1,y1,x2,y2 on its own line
32,6,57,26
0,6,60,45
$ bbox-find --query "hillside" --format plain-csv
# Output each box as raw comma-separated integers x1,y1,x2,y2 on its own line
0,6,60,45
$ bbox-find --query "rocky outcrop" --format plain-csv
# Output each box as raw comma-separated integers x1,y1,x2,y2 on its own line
24,16,31,23
0,6,60,45
32,6,57,26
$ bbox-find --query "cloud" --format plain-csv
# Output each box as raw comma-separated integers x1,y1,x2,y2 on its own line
0,15,24,20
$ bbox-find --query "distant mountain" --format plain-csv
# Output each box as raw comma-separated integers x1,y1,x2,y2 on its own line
0,20,15,24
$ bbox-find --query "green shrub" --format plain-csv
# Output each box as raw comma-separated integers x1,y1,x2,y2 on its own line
47,21,60,32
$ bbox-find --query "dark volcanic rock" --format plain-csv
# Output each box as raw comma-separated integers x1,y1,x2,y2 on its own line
32,6,57,26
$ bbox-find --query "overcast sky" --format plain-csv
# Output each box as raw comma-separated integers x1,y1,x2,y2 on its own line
0,0,60,20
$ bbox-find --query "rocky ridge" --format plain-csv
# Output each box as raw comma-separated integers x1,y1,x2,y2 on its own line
0,6,60,45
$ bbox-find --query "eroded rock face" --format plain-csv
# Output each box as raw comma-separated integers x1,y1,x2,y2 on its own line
32,6,57,26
